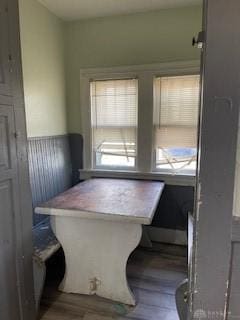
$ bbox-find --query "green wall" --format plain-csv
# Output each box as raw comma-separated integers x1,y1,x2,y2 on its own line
19,2,202,136
19,0,67,137
64,6,202,134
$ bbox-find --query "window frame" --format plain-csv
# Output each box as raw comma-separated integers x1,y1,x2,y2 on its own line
80,61,200,184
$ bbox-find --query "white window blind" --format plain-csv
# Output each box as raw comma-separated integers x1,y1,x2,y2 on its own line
153,74,200,172
90,79,138,168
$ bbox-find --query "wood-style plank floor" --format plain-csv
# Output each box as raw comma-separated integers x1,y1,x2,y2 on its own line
39,244,187,320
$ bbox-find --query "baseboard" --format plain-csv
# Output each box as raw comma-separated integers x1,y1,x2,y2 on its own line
146,226,187,246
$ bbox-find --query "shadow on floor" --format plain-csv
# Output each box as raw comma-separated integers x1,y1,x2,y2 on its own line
38,243,187,320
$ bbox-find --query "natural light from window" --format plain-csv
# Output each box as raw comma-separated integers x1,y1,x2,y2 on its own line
153,75,200,174
90,79,138,168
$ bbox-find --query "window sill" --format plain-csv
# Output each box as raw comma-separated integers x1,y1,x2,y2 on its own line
79,169,196,186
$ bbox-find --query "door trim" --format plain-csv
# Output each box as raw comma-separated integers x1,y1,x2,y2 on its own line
190,1,240,319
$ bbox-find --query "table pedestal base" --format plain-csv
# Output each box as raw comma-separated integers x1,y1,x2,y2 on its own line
51,216,142,305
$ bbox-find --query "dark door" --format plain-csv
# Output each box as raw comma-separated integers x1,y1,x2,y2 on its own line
0,0,35,319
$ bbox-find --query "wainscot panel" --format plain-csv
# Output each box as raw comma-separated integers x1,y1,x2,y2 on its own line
28,135,72,225
69,133,83,185
152,185,194,231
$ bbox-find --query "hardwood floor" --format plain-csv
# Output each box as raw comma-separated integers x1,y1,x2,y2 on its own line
39,244,187,320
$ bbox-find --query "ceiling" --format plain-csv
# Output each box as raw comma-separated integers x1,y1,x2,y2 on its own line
38,0,202,21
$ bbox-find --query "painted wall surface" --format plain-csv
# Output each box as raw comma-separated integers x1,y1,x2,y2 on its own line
152,185,194,230
64,6,202,133
19,0,67,137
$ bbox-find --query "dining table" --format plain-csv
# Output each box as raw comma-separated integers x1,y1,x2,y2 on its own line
35,178,165,305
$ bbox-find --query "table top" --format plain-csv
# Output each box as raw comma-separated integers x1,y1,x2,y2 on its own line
35,178,165,225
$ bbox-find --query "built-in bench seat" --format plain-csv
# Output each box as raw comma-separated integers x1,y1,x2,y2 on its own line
33,220,60,308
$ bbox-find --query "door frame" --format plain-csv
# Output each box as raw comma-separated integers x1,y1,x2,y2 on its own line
8,1,36,318
190,1,240,319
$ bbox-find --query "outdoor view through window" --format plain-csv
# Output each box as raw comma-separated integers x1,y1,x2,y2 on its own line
91,79,138,168
153,74,200,173
90,74,200,173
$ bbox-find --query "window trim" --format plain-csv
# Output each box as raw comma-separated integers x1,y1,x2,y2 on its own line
79,169,196,187
80,60,200,183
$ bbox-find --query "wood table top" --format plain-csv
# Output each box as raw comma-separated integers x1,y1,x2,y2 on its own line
35,178,165,225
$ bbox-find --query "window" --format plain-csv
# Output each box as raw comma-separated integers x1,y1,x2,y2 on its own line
90,79,138,168
153,75,200,173
81,62,200,181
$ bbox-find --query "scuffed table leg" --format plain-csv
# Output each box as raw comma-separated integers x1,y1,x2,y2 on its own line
51,216,142,305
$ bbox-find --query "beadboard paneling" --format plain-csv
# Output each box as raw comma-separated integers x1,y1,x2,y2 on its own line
28,135,72,225
152,185,194,231
69,133,83,185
